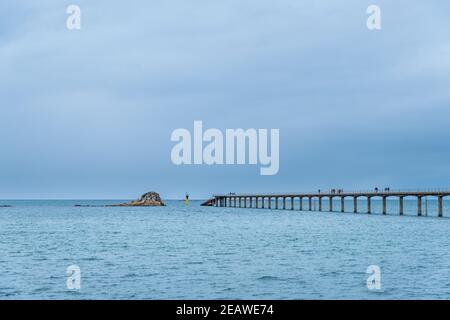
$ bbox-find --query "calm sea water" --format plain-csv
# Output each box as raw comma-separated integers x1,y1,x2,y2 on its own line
1,199,450,299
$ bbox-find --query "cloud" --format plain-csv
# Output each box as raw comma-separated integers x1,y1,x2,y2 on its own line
1,1,450,198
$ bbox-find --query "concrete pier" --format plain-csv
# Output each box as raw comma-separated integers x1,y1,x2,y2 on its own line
399,196,404,215
417,196,422,216
211,189,450,217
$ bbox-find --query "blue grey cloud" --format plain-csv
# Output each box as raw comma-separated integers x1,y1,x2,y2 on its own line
1,1,450,199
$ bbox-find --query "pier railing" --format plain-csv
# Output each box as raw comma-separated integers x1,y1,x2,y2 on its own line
213,188,450,197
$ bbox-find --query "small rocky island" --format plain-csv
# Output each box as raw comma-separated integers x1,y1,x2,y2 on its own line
110,191,165,207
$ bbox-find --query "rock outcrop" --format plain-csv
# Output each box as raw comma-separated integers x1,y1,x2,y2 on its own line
110,192,165,207
201,198,216,206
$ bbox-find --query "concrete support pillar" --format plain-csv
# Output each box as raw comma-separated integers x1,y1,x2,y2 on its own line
261,197,265,209
291,197,294,210
249,197,252,208
353,197,357,213
308,197,312,211
234,197,237,208
382,196,387,215
239,197,242,208
299,198,303,211
256,197,259,209
282,197,286,210
329,197,333,212
399,196,404,216
318,197,322,211
268,197,271,209
417,196,422,216
367,197,371,214
341,197,345,213
275,197,278,209
438,196,443,217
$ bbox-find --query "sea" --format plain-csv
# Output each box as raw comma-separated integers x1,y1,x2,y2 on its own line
1,199,450,299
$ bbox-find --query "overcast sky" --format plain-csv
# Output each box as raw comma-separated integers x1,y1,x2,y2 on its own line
1,1,450,199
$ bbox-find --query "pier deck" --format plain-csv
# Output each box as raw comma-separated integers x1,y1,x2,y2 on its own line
209,188,450,217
